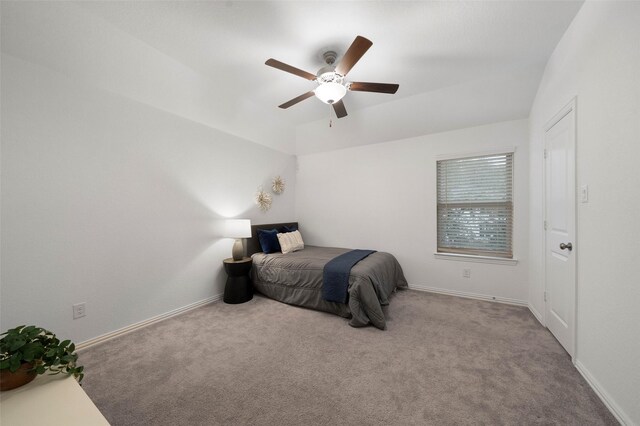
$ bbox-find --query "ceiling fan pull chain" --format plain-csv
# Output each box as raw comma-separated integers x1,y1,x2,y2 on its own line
329,105,333,128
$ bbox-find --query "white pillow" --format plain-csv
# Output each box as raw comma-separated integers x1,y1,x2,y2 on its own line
277,230,305,254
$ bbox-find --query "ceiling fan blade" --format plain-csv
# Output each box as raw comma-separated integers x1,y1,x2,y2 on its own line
349,82,399,94
265,58,317,81
335,36,373,76
332,100,347,118
278,91,315,109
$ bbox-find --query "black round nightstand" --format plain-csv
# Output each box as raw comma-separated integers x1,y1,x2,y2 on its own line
223,257,253,304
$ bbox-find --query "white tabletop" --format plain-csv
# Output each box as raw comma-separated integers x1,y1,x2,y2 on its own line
0,374,109,425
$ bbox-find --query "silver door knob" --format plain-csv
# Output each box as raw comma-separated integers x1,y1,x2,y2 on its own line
559,242,573,251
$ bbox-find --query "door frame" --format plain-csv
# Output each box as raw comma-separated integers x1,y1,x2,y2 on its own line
542,97,578,361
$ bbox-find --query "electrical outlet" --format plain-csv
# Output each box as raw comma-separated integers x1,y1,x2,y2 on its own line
462,268,471,279
73,302,86,319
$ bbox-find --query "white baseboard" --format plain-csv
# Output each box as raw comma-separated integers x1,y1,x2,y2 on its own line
77,294,223,351
527,303,544,326
408,284,527,307
574,360,632,426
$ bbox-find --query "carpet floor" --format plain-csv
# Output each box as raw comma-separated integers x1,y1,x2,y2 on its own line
80,290,617,425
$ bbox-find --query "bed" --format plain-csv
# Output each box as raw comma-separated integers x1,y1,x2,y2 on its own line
247,222,408,329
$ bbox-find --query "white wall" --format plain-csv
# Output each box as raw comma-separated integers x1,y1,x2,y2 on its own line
0,24,296,343
0,2,295,154
296,119,529,304
528,2,640,423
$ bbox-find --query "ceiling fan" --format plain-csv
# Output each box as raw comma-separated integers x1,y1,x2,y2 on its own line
265,35,399,119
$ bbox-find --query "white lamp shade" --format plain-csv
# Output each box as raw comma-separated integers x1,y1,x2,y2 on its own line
314,82,347,104
224,219,251,238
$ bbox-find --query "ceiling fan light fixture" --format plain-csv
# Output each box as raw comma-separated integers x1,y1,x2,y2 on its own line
314,82,347,104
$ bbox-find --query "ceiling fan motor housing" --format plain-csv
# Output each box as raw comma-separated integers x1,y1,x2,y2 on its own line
317,68,343,84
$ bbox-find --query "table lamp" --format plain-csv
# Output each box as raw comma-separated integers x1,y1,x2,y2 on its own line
225,219,251,261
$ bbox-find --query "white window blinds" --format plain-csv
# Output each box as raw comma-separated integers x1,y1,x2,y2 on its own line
437,153,513,258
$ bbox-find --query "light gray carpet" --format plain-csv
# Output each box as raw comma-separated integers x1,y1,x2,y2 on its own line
80,290,617,425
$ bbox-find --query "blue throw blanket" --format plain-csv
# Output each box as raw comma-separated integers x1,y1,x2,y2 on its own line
322,249,377,303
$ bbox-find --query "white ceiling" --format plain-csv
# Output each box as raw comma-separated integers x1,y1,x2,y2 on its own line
1,1,583,154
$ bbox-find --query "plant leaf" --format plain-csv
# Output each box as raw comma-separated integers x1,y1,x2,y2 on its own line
9,356,21,372
8,337,26,351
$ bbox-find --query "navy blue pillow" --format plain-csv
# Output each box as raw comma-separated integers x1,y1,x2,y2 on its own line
257,228,281,254
281,224,298,233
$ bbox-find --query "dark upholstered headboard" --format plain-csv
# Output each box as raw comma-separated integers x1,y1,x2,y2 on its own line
246,222,299,256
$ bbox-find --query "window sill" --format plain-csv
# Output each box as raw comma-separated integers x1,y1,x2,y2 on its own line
433,253,518,265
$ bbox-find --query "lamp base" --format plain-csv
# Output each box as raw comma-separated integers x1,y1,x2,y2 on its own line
232,239,244,261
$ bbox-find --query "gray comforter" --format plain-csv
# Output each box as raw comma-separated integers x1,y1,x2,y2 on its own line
250,246,408,329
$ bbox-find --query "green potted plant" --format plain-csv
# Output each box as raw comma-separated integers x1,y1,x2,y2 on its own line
0,325,84,391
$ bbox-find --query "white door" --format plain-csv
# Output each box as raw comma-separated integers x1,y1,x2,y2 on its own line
544,100,576,358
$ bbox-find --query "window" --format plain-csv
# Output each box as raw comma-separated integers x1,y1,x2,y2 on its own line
437,152,513,259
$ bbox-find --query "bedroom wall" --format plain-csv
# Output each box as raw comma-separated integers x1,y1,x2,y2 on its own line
0,5,296,344
296,119,529,304
528,2,640,424
0,2,295,154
